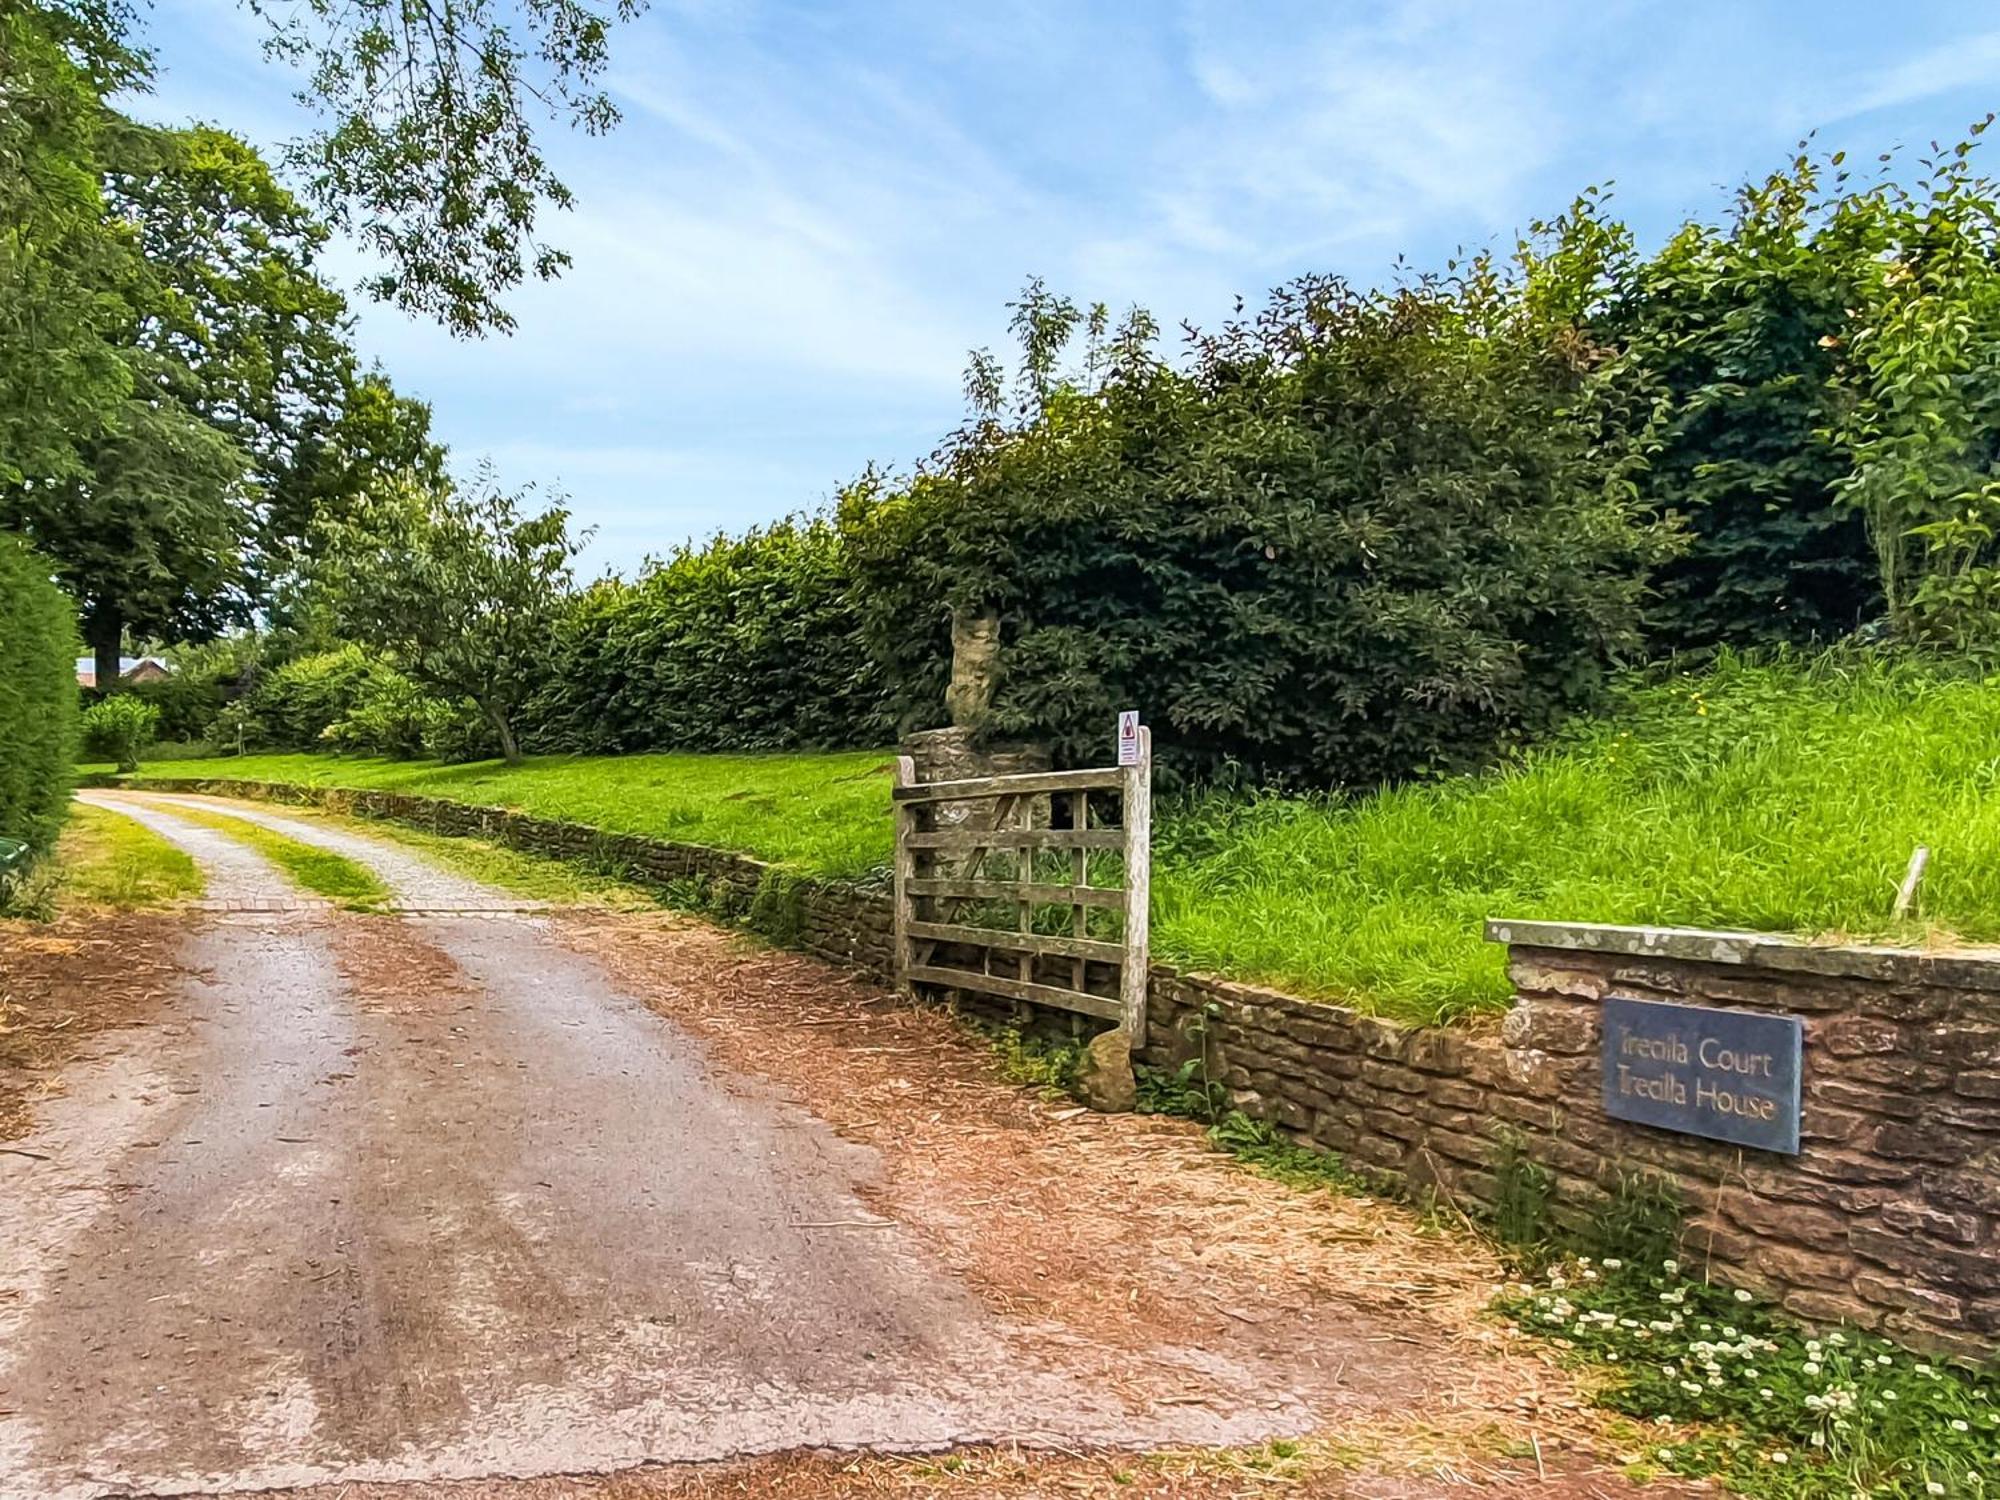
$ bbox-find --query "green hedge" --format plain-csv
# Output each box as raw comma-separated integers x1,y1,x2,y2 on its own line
522,518,894,754
0,531,80,858
845,272,1665,786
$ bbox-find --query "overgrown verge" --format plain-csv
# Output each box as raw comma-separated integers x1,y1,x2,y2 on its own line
0,805,204,920
1506,1258,1999,1498
54,805,202,913
1154,650,2000,1022
967,1012,2000,1500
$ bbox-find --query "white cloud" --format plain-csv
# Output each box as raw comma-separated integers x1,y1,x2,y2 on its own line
1842,29,2000,119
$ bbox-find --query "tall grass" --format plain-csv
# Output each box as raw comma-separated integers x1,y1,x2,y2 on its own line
49,805,204,913
1154,653,2000,1022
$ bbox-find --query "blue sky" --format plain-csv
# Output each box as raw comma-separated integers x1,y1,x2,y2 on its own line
138,0,2000,577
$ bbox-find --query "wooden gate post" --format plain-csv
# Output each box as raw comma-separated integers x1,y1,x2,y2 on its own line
1120,725,1151,1047
892,754,917,994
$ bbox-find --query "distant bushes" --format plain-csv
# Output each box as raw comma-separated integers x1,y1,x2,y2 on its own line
81,694,159,772
522,519,894,754
211,645,495,762
0,532,80,859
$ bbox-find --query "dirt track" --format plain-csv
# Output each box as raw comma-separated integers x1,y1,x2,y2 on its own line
0,793,1676,1500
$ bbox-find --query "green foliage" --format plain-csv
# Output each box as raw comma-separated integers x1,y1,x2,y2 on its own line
846,256,1669,787
124,636,258,742
312,471,583,762
318,669,429,758
55,802,203,910
1205,1111,1373,1195
142,747,898,879
1490,1132,1557,1259
0,1,139,489
2,112,363,678
1826,124,2000,651
169,804,389,909
1614,159,1881,650
976,1023,1084,1097
524,516,894,754
745,868,808,947
352,819,650,907
1135,1026,1374,1198
0,532,80,861
146,647,2000,1023
257,0,647,335
1506,1258,1999,1497
80,694,158,771
200,643,495,763
1135,1057,1228,1121
1584,1172,1688,1273
215,645,385,751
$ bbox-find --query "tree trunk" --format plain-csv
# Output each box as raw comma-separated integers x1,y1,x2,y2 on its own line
483,702,522,765
90,607,122,695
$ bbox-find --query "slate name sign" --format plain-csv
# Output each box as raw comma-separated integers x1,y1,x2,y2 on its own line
1601,996,1803,1154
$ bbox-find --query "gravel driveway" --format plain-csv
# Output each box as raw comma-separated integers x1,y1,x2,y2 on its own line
0,792,1674,1500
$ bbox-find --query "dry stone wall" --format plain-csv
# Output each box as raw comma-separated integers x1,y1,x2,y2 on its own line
130,777,2000,1358
1139,925,2000,1361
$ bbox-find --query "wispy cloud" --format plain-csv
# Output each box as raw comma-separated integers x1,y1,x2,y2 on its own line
1840,29,2000,120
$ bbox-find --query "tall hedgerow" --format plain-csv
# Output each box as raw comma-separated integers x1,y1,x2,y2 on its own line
0,531,81,859
846,244,1671,786
523,517,894,753
1613,159,1881,652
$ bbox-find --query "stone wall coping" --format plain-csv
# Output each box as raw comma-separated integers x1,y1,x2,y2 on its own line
1485,917,2000,993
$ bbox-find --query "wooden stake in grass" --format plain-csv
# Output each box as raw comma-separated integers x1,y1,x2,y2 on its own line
1892,845,1930,922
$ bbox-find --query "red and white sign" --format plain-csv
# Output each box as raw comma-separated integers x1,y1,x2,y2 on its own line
1116,710,1143,767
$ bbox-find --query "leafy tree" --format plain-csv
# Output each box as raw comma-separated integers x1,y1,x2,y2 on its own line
13,0,648,338
1826,124,2000,647
80,692,158,771
258,0,647,335
10,388,254,690
0,0,139,485
0,531,81,862
313,471,584,762
2,118,389,687
265,369,448,573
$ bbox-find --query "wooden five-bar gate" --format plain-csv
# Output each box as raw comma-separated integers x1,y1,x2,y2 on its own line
892,725,1151,1045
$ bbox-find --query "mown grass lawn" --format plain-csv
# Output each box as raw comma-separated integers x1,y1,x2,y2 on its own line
122,654,2000,1025
125,748,901,881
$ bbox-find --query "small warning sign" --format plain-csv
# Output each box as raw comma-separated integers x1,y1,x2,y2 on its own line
1116,711,1142,767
